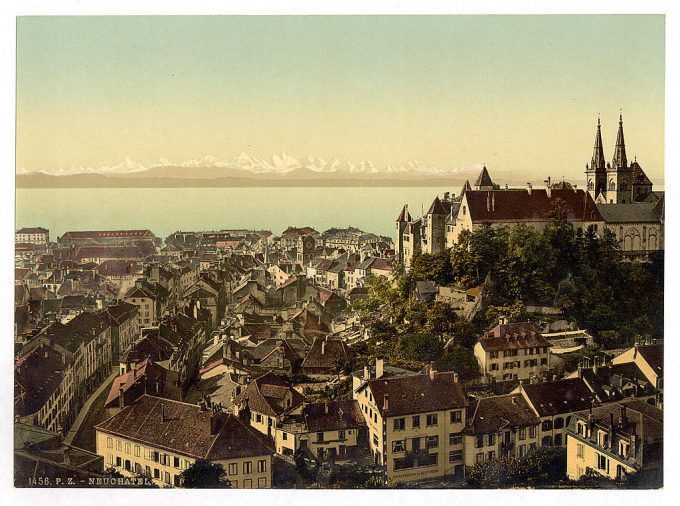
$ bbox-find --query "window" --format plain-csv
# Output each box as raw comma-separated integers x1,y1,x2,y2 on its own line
553,417,564,429
258,477,267,488
475,435,484,448
394,458,413,470
339,430,345,440
228,463,238,476
542,436,553,447
258,460,267,473
577,443,584,459
256,414,262,423
449,433,463,445
490,351,499,359
106,437,113,448
392,440,406,452
145,465,151,477
317,432,324,443
426,414,438,427
542,420,553,431
487,450,495,461
164,472,170,484
107,454,113,465
426,435,439,449
243,461,252,474
619,441,629,458
282,432,288,441
519,428,526,440
134,445,140,457
393,418,406,431
412,415,420,429
449,450,463,463
116,441,122,451
476,453,484,464
490,363,499,371
518,444,526,458
597,431,609,448
597,454,609,472
173,457,180,468
450,410,462,423
541,358,548,365
487,434,495,446
554,434,562,446
576,421,586,437
153,468,160,479
116,456,121,467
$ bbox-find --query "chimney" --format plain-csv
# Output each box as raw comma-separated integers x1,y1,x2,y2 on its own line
429,362,436,380
118,387,124,409
453,372,459,383
324,403,329,415
375,358,384,379
321,340,325,355
363,365,369,380
527,182,532,195
383,393,389,411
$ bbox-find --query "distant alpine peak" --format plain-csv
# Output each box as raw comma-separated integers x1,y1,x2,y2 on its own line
22,154,486,177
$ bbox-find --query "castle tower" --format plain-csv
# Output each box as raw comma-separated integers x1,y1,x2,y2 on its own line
474,166,494,191
606,113,632,203
586,116,607,200
395,204,412,265
423,197,447,255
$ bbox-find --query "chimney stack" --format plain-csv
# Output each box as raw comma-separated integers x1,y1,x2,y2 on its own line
453,372,459,383
375,358,384,379
383,393,389,411
363,365,369,380
324,403,329,415
527,182,532,195
321,339,325,355
118,387,124,409
429,362,436,380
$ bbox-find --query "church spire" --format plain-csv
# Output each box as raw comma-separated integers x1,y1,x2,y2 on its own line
590,115,605,170
612,111,627,168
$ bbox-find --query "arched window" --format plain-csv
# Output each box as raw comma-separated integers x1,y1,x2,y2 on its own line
588,179,594,190
609,179,616,191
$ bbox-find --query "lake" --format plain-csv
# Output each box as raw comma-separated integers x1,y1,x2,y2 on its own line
15,187,456,240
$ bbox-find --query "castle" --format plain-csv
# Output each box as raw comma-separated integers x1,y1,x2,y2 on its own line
395,115,663,268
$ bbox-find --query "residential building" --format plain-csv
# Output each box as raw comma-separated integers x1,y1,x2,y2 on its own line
123,279,171,328
464,393,540,469
474,319,552,381
353,366,468,483
514,377,595,448
233,371,305,442
611,342,663,394
16,227,49,245
276,399,367,462
95,395,273,488
566,399,662,483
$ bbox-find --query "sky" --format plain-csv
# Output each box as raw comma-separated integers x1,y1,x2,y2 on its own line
16,15,665,182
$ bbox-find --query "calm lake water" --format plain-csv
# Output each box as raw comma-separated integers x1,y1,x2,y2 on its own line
16,187,455,240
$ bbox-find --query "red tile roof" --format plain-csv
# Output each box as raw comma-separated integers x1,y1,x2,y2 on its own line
464,189,603,223
233,371,304,418
479,321,552,352
95,395,272,460
364,370,467,417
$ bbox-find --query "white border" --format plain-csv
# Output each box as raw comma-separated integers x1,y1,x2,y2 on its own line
2,2,678,506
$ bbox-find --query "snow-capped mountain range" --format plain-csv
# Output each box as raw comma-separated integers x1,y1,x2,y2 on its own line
18,153,484,178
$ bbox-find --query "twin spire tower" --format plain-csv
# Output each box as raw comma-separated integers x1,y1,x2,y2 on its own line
586,112,650,204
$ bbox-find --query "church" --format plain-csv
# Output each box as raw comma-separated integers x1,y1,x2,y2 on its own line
395,115,664,268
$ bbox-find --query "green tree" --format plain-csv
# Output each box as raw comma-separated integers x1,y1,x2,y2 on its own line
179,460,231,488
396,331,443,362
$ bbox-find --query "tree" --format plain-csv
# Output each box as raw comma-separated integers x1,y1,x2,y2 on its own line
179,460,231,488
396,331,443,363
435,345,480,380
524,446,566,484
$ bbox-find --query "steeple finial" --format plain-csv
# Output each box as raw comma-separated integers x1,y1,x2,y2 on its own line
591,115,605,170
613,110,627,168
